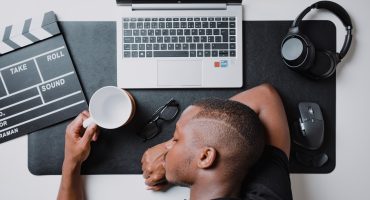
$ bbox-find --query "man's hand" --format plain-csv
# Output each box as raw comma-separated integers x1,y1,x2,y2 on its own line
141,140,173,191
64,111,99,167
58,111,99,200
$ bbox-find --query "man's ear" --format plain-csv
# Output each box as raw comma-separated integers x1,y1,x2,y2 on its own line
197,147,217,169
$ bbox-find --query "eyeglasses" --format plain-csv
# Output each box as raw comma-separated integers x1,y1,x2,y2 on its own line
137,98,180,141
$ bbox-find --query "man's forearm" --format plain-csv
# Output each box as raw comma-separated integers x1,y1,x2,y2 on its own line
57,160,84,200
230,84,290,157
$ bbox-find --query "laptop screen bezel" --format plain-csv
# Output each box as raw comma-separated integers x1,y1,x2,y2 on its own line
117,0,242,4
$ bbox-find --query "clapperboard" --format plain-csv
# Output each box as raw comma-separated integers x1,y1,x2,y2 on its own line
0,11,88,143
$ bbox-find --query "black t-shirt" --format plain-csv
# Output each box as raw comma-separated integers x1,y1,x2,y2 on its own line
214,145,293,200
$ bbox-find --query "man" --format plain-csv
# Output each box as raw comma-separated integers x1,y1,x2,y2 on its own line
58,83,292,200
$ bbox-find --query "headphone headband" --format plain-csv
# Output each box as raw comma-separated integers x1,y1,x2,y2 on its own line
291,1,352,60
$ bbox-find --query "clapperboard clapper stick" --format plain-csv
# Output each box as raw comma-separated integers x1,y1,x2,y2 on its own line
0,11,88,143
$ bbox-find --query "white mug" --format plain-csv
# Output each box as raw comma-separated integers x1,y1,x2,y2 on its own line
83,86,136,129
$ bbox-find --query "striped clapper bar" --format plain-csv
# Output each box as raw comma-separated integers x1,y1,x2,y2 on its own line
0,11,88,143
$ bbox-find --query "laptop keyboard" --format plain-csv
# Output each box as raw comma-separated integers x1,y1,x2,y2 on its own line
122,17,236,58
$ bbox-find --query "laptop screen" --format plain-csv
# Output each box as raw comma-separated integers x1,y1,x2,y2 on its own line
117,0,242,4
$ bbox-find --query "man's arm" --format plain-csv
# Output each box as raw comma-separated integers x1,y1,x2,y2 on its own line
230,83,290,158
57,111,99,200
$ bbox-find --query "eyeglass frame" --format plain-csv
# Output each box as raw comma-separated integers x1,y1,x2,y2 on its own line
137,98,180,141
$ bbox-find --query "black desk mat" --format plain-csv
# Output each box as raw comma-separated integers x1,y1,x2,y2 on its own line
28,21,336,175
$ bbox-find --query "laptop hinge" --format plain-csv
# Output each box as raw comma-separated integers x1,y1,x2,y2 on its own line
131,3,227,11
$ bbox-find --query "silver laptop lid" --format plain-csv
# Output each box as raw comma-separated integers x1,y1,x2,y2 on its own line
116,0,242,5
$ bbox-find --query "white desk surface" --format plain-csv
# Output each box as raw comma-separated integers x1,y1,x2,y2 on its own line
0,0,369,199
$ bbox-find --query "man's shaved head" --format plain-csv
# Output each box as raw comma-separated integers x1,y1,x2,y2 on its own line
189,98,266,173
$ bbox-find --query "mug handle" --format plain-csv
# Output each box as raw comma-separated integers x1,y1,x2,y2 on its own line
83,117,95,128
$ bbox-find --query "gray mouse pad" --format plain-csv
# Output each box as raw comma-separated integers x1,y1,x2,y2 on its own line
28,21,336,175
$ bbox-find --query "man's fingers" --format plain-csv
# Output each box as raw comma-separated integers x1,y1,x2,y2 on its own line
145,174,165,186
81,123,98,145
67,111,89,135
92,128,100,141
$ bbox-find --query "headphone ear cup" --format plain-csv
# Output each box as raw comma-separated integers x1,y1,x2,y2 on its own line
281,34,315,71
308,50,338,79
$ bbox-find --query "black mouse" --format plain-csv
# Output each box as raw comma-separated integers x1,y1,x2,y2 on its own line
293,102,324,150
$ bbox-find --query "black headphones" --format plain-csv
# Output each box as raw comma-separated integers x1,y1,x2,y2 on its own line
281,1,353,79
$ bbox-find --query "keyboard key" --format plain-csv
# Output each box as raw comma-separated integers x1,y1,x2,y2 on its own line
230,43,236,49
170,29,176,35
212,43,228,49
181,22,187,28
133,30,140,36
132,44,138,50
186,36,192,43
230,22,236,28
154,44,160,50
201,17,207,21
210,22,216,28
190,44,196,50
184,29,191,35
194,18,200,21
179,36,185,43
123,23,129,29
188,22,194,28
146,51,153,57
162,30,169,35
139,51,145,57
150,37,156,43
155,30,161,36
219,50,228,57
180,18,186,21
197,43,203,49
230,17,236,21
168,44,174,50
130,23,136,29
124,51,130,58
177,29,184,35
190,51,196,57
195,22,201,28
202,22,209,28
191,29,198,35
145,18,151,21
199,29,205,35
124,44,130,50
142,37,149,43
164,37,171,43
201,36,207,42
206,29,213,35
124,30,132,36
205,51,211,57
212,51,218,57
152,18,158,21
230,36,236,42
159,18,165,21
230,51,236,57
146,44,153,50
157,37,164,43
148,30,154,35
171,36,178,43
166,22,172,28
132,51,138,57
154,51,189,57
130,18,137,21
193,36,200,43
166,18,172,21
135,37,141,43
144,22,151,28
204,44,211,49
151,22,158,28
182,44,189,50
159,22,165,28
197,51,203,57
140,30,147,36
213,29,220,35
123,18,130,22
217,22,228,28
173,22,180,28
137,22,143,29
215,17,221,21
222,17,228,21
223,36,228,42
175,44,182,50
161,44,167,50
124,37,134,43
221,29,228,36
208,36,214,42
208,17,214,21
139,44,145,50
230,29,236,35
173,18,179,21
187,18,193,21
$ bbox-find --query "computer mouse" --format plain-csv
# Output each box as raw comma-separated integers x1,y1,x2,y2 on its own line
293,102,324,150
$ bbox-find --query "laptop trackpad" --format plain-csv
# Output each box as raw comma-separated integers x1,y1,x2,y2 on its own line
157,60,202,86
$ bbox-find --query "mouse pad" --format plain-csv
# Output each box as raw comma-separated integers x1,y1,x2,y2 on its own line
28,21,336,175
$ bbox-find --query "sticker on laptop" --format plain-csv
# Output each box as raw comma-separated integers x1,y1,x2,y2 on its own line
214,60,229,68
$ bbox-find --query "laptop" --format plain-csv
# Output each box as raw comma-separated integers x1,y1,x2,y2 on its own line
116,0,243,88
